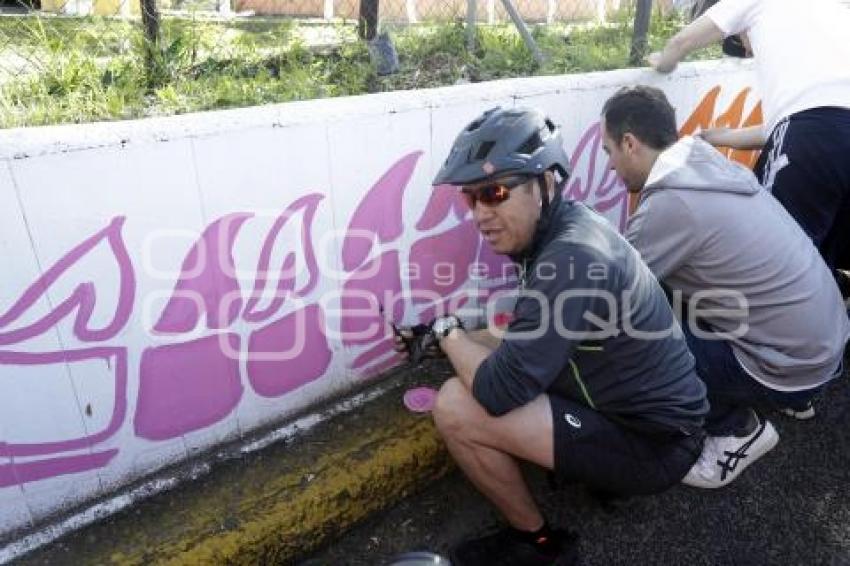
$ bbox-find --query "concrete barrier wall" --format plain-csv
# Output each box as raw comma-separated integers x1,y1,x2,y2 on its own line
0,59,760,540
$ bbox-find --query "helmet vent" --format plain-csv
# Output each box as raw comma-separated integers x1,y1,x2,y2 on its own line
466,117,487,132
473,141,496,161
516,131,542,156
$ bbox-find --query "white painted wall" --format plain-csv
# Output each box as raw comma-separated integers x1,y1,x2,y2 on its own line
0,59,760,543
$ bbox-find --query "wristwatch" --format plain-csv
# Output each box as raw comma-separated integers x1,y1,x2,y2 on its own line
432,315,464,340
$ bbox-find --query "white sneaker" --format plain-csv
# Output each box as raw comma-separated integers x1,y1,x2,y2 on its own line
682,416,779,489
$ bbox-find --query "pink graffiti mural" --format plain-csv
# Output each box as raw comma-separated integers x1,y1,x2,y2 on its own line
339,156,511,377
0,218,134,486
0,84,762,488
135,214,249,440
244,194,331,397
566,122,630,231
339,154,422,375
135,334,242,441
244,194,322,322
153,213,252,333
0,217,135,345
135,194,332,440
247,304,332,397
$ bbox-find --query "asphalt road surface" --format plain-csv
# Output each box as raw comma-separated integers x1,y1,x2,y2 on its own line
302,370,850,566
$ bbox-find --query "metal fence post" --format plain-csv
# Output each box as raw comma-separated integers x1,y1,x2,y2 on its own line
140,0,161,86
466,0,477,51
500,0,545,65
630,0,653,65
358,0,380,41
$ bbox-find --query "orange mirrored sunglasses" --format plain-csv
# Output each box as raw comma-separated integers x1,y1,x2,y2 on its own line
461,176,530,208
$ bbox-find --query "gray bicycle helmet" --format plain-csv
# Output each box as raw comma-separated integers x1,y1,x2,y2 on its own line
432,106,572,186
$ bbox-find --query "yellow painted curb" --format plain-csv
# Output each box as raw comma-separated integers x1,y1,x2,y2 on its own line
18,376,453,566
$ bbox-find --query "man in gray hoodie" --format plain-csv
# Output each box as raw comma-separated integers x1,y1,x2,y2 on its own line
601,85,849,489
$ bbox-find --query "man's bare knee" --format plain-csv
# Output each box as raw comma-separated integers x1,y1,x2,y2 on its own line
433,377,479,440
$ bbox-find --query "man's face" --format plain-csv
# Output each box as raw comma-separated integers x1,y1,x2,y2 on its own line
601,117,646,193
461,175,543,255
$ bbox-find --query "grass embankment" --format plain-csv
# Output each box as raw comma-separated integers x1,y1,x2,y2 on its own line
0,10,719,128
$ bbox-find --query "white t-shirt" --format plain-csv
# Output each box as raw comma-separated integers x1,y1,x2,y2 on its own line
706,0,850,133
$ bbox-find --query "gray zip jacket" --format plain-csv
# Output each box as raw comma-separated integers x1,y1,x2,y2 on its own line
626,136,849,391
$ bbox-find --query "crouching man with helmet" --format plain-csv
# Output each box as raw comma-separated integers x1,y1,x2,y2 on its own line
395,106,709,566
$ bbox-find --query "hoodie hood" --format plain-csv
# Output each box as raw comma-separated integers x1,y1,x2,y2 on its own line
643,136,761,198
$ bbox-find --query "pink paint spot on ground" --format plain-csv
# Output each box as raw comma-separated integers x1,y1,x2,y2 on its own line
403,386,437,413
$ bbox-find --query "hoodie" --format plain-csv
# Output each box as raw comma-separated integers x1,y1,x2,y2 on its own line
626,136,849,391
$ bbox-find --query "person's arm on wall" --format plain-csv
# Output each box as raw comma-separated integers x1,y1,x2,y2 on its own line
647,16,725,73
698,125,765,150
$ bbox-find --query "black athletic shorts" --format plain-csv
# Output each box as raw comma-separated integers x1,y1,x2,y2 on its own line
754,106,850,272
550,395,703,496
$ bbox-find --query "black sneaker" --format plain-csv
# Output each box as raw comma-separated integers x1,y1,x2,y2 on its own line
449,527,578,566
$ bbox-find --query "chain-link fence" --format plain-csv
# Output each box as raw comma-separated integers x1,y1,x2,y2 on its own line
0,0,687,128
0,0,673,23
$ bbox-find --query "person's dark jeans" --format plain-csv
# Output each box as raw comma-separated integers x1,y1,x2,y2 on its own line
681,324,826,436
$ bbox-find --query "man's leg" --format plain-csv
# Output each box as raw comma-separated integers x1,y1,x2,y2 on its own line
432,377,553,531
681,324,755,435
432,378,582,565
679,324,779,488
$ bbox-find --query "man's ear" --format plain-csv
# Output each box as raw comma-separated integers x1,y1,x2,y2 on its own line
622,132,639,155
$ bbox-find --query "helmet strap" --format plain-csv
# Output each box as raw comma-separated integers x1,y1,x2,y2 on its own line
511,171,566,263
538,173,551,215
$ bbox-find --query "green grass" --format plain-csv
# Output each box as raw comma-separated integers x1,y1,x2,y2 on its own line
0,9,721,128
